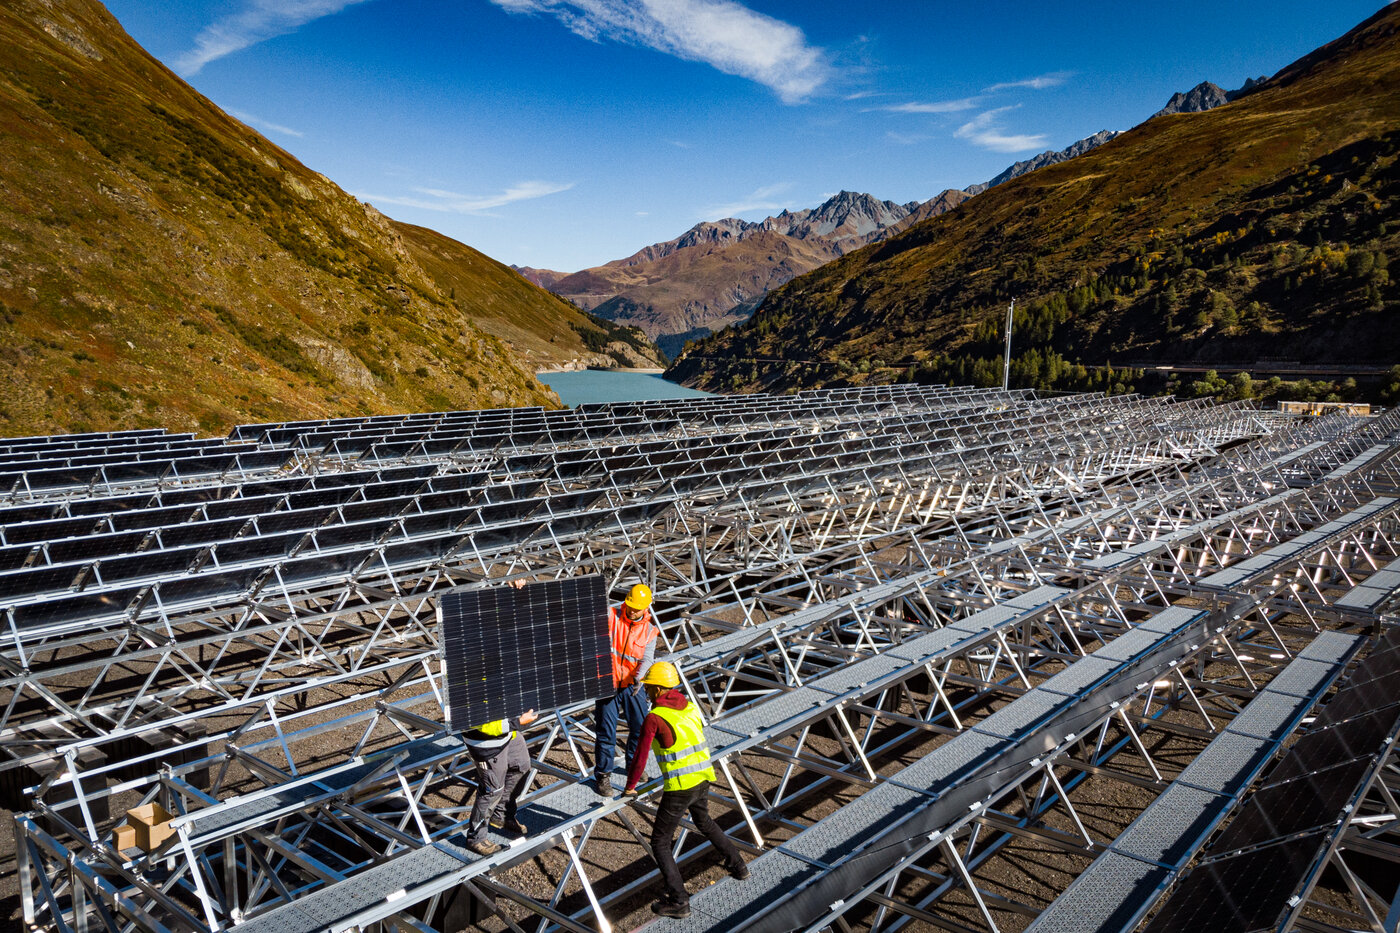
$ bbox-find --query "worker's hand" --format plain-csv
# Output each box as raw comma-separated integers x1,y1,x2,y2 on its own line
518,709,538,726
509,579,526,589
622,786,639,799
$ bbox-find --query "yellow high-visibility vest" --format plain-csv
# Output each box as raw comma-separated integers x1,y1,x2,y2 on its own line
465,718,514,754
651,701,716,791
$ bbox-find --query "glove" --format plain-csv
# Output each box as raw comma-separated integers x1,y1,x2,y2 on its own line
622,787,639,798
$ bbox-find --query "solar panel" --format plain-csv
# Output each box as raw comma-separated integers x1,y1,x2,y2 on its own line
1140,831,1328,933
439,576,611,730
1211,757,1372,850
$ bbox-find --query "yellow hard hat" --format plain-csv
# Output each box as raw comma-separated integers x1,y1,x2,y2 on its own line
641,661,680,689
624,583,653,612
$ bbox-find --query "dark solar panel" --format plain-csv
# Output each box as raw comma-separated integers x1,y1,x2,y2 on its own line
6,516,102,545
11,586,143,631
1269,703,1400,783
255,510,330,536
0,503,60,525
1141,831,1328,933
47,530,149,565
99,547,200,584
1315,675,1393,728
312,524,388,552
1212,757,1372,851
0,544,36,572
440,576,611,729
0,564,83,600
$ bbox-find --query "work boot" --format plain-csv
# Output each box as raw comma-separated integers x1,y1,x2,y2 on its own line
466,838,501,857
728,860,750,880
596,774,614,797
652,898,691,918
492,818,528,836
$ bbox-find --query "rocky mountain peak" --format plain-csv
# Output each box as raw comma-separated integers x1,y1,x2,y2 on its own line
1149,76,1270,121
963,129,1123,196
773,190,915,241
1151,81,1229,119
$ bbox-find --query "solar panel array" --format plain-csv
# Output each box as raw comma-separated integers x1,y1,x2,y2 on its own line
440,575,610,728
8,387,1400,933
1142,627,1400,932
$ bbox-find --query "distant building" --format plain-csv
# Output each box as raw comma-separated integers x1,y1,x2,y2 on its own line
1278,400,1371,416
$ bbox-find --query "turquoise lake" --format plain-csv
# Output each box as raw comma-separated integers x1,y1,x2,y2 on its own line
537,370,712,407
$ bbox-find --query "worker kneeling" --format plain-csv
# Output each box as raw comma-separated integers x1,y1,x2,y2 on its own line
464,709,538,856
624,661,747,918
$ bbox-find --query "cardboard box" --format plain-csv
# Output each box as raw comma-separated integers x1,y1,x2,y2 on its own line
126,802,174,852
113,822,136,852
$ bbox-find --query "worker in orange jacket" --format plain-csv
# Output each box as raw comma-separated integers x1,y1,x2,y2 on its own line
593,583,658,796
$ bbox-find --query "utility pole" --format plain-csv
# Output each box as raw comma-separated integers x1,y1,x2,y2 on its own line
1001,299,1015,391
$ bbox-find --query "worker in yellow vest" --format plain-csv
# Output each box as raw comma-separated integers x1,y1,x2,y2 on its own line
623,661,747,918
463,709,538,856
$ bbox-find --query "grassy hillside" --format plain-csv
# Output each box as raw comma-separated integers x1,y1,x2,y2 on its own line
0,0,654,437
392,222,665,371
669,5,1400,398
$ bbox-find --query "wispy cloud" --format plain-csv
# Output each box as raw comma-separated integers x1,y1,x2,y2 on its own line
491,0,829,103
355,180,574,214
228,109,304,138
875,97,980,115
983,71,1072,94
175,0,374,75
954,106,1047,153
885,130,930,145
702,182,790,219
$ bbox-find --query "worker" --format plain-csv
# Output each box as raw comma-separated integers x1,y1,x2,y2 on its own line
463,709,538,856
593,583,658,797
623,661,747,919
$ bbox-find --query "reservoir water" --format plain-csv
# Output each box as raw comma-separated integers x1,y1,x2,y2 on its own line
537,370,712,407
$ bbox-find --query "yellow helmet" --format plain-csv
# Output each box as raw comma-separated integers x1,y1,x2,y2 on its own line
641,661,680,689
624,583,653,612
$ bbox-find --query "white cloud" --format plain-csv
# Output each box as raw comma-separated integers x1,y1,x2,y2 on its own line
175,0,374,75
228,109,305,138
877,97,980,114
701,182,790,219
954,106,1047,153
983,71,1072,94
490,0,830,103
355,180,575,214
885,130,929,145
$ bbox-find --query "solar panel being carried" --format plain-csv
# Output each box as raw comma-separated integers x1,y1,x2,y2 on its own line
439,575,611,729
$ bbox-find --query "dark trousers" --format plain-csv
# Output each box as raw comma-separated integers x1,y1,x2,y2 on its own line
467,732,530,843
650,780,744,905
594,685,649,776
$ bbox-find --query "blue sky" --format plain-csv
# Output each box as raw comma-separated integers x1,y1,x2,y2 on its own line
102,0,1388,272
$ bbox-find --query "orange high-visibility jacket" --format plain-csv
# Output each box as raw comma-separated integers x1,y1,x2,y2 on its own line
609,605,657,689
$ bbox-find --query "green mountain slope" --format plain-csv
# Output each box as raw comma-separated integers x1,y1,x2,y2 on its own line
668,5,1400,395
391,221,664,373
0,0,650,437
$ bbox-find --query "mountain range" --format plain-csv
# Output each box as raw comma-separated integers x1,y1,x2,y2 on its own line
666,4,1400,395
519,121,1223,358
0,0,663,436
519,70,1281,363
